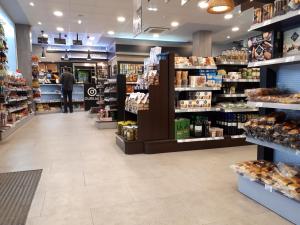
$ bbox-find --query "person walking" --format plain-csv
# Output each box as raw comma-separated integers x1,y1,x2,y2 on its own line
60,66,76,113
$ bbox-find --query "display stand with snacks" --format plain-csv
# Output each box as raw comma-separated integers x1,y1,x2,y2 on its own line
232,11,300,225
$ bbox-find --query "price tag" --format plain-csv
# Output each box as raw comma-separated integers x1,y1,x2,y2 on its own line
265,184,273,192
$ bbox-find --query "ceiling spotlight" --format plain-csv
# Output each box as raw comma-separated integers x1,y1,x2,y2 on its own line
117,16,126,22
56,27,64,32
29,2,35,6
89,36,95,41
198,1,209,9
227,35,231,39
207,0,235,14
107,30,115,35
42,33,48,38
171,21,179,27
224,13,233,19
38,21,42,25
87,50,92,61
147,7,158,11
78,19,82,24
153,33,159,38
232,26,239,32
41,47,46,58
53,11,63,17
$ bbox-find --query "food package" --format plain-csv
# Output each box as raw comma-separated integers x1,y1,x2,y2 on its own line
254,8,263,24
274,0,288,16
288,0,300,11
262,3,274,21
248,32,273,62
283,27,300,57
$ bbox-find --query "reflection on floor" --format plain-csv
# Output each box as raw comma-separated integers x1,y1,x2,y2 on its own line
0,112,292,225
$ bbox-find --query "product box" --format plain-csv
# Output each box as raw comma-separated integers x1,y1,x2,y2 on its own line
195,91,212,100
248,32,273,62
283,27,300,57
175,118,190,140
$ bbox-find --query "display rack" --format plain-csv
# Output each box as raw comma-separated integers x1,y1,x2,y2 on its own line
236,13,300,225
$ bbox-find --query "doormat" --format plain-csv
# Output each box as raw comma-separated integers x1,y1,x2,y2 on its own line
0,169,42,225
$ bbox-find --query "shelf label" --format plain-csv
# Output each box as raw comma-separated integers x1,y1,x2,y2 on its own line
265,184,273,192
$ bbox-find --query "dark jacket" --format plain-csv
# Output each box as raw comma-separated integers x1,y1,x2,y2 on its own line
60,72,76,91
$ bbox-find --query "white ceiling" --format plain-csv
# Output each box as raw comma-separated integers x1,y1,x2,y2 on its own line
4,0,255,45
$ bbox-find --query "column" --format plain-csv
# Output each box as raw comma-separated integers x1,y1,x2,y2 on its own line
192,30,212,57
16,24,32,84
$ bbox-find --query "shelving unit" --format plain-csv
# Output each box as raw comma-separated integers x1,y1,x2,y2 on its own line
236,12,300,225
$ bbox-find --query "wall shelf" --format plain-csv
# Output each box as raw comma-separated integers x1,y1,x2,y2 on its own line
247,101,300,111
218,93,246,98
175,65,217,70
175,86,220,91
248,55,300,68
222,79,260,83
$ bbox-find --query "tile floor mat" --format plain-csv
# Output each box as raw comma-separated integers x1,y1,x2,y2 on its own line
0,170,42,225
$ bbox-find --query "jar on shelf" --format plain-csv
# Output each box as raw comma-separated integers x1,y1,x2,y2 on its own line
262,3,274,21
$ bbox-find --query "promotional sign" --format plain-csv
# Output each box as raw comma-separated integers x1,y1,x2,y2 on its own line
133,0,142,37
283,27,300,57
84,84,98,111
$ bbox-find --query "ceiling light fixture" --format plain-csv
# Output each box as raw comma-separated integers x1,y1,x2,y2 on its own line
171,21,179,27
198,1,209,8
117,16,126,22
42,33,48,38
224,13,233,19
78,19,82,24
227,35,231,39
147,7,158,11
153,33,159,38
87,50,92,61
41,47,46,58
38,21,42,25
56,27,64,32
29,2,35,6
207,0,234,14
232,26,239,32
107,30,115,35
53,11,63,17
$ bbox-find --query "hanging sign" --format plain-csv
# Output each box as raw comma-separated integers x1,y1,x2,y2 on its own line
133,0,142,37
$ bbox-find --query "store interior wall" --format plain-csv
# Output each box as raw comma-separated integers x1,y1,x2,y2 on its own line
0,4,17,72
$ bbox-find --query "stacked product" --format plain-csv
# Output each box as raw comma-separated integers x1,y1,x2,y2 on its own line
125,92,149,113
117,121,138,141
175,56,215,67
119,63,143,75
232,160,300,201
246,88,300,104
175,118,190,139
215,48,248,64
175,70,222,88
177,92,212,109
244,112,300,150
126,73,138,94
219,68,260,80
253,0,299,24
190,116,223,138
134,70,159,90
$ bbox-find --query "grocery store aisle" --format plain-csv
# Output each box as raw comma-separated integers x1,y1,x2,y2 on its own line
0,112,292,225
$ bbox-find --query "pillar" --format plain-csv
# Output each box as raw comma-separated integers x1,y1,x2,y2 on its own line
192,30,212,57
15,24,32,84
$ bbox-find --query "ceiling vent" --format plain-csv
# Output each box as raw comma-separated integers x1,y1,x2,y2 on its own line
144,27,170,34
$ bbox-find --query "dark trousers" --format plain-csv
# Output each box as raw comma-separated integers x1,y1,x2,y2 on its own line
63,90,73,113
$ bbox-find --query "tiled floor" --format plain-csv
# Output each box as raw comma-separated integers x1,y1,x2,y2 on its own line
0,112,292,225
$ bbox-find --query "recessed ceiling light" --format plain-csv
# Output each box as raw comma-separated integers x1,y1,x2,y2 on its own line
147,7,158,11
107,30,115,35
78,19,82,24
227,35,231,39
171,21,179,27
198,1,209,9
38,21,42,25
247,29,251,32
232,26,239,32
42,33,48,38
117,16,126,22
89,36,95,41
224,14,233,19
53,11,63,17
56,27,64,32
29,2,34,6
153,33,159,38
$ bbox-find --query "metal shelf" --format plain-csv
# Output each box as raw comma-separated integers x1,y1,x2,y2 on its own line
175,86,220,91
249,9,300,32
126,82,138,85
41,92,61,95
216,62,248,66
220,108,258,113
8,106,28,113
246,136,300,155
175,107,220,113
218,93,246,98
222,79,260,83
247,101,300,111
248,55,300,68
177,136,224,143
175,65,217,70
231,134,246,139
